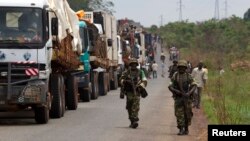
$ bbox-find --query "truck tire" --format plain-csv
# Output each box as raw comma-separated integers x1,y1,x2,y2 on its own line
34,106,49,124
106,72,110,92
49,74,64,118
59,75,65,117
104,73,109,94
66,75,78,110
117,73,122,87
98,72,107,96
110,71,118,90
91,72,99,100
79,82,91,102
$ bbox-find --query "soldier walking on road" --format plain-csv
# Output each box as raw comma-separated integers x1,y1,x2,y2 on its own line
119,58,148,129
168,60,197,135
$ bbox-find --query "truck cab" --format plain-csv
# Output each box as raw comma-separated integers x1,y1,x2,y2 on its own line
0,0,82,124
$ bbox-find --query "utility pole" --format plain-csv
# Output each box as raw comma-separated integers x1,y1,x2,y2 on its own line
214,0,220,20
224,0,228,18
178,0,183,21
160,15,163,27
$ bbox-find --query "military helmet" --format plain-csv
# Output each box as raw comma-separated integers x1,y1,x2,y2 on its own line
178,60,188,68
129,58,139,66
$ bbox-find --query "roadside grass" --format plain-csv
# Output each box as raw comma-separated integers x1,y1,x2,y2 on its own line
205,69,250,124
180,47,250,124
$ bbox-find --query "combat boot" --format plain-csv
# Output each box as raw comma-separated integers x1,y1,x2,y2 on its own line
129,120,133,128
131,121,139,129
184,126,189,135
177,127,185,135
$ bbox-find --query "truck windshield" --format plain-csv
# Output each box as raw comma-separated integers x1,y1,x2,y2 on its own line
0,7,43,48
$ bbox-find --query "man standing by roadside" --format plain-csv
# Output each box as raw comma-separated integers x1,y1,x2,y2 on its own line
191,61,208,109
168,60,197,135
168,60,178,78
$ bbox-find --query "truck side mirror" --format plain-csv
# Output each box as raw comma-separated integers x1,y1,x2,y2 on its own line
51,17,58,36
107,39,112,47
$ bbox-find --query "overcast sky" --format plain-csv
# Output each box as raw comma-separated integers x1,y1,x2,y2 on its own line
111,0,250,27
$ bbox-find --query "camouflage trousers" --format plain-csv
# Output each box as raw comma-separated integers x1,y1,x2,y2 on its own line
174,97,193,128
126,92,140,122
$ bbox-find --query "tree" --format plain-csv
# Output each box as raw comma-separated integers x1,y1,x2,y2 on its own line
149,25,158,34
244,8,250,20
67,0,89,11
89,0,115,14
67,0,114,14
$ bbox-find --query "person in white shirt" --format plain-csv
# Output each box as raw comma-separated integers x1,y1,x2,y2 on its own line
152,61,159,79
191,62,208,109
161,62,166,77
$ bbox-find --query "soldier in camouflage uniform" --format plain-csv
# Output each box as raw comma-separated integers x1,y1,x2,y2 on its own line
168,60,197,135
119,58,147,129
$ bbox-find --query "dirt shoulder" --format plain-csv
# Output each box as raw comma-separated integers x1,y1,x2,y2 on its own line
191,107,209,141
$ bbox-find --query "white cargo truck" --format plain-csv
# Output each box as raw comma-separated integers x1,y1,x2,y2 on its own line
83,11,119,96
0,0,84,124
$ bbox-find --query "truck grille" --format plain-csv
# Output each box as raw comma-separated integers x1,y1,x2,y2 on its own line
0,62,40,85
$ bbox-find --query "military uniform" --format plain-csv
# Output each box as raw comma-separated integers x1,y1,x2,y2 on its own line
119,58,147,129
168,60,197,135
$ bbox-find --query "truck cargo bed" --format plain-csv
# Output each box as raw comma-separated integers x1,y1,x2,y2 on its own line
52,34,81,71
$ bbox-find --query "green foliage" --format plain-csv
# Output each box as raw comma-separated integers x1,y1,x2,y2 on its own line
89,0,114,14
159,16,250,54
67,0,90,11
159,21,197,49
244,8,250,20
148,25,158,34
67,0,114,14
205,70,250,124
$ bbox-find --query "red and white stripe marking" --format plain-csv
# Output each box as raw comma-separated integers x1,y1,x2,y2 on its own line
15,61,37,64
25,68,39,76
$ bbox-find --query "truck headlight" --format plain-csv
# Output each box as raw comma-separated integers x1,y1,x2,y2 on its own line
23,85,41,97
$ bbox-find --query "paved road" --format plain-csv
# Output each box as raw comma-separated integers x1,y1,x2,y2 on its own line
0,44,198,141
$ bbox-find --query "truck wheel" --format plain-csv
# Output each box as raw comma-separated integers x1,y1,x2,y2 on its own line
49,74,63,118
34,106,49,124
91,72,99,99
66,75,78,110
110,71,118,90
91,72,99,100
98,72,107,96
79,83,91,102
117,73,122,87
59,75,65,117
106,72,110,92
114,71,118,89
104,73,108,94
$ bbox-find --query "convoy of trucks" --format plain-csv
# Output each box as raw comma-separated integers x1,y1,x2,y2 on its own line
0,0,155,124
